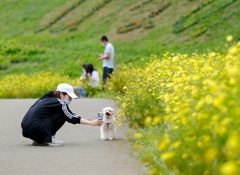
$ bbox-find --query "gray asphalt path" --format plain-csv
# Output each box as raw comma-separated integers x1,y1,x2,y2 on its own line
0,98,145,175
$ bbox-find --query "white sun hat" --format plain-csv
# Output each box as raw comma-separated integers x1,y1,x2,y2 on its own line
56,83,78,99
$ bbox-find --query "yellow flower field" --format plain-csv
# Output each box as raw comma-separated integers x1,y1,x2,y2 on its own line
107,39,240,174
0,72,77,98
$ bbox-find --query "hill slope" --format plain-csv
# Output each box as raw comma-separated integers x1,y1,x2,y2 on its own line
0,0,239,77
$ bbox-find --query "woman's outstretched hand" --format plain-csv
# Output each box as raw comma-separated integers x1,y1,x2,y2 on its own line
90,119,103,126
80,118,103,126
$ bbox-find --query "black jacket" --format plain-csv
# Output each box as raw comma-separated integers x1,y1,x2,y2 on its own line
21,91,81,144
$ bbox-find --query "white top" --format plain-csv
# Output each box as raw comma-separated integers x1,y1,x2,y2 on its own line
90,70,99,88
103,43,114,68
79,70,86,79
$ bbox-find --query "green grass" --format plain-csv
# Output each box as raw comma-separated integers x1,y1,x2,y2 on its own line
0,0,239,78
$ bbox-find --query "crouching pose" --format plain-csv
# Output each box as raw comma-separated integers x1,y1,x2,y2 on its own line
21,83,102,146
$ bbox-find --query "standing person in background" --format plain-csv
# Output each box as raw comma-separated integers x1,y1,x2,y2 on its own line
97,35,114,88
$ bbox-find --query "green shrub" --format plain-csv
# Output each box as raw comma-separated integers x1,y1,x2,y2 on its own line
0,39,45,64
0,55,8,70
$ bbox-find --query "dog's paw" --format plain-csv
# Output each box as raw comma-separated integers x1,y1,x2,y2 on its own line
101,136,108,140
109,138,113,141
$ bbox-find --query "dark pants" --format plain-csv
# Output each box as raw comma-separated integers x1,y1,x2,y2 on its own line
22,115,65,144
102,67,113,86
50,115,66,136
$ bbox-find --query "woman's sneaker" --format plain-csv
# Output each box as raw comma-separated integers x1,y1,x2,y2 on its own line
32,136,63,146
32,141,48,146
47,136,64,146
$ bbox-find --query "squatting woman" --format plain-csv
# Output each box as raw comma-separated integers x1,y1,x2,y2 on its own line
21,83,102,146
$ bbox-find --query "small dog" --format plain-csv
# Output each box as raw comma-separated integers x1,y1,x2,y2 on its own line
100,107,116,140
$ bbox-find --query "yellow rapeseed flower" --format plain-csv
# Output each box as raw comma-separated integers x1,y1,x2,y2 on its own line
121,102,127,108
157,136,170,151
219,161,238,175
228,46,238,55
149,168,157,175
215,125,227,136
134,132,143,139
181,117,188,125
221,117,231,126
171,141,181,149
144,116,152,125
225,132,239,151
153,116,161,124
226,35,233,42
160,151,175,161
133,144,142,150
181,153,188,159
204,147,218,162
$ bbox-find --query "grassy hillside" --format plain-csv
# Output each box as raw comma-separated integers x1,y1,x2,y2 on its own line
0,0,239,78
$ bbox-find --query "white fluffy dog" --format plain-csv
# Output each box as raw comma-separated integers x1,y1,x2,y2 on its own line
100,107,116,140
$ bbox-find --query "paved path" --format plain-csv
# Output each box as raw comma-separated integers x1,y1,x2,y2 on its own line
0,99,145,175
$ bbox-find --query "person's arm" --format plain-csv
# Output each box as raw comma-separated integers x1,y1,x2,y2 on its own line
104,52,111,59
98,52,110,60
79,73,86,81
87,73,92,80
87,72,99,82
61,102,102,126
80,118,102,126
